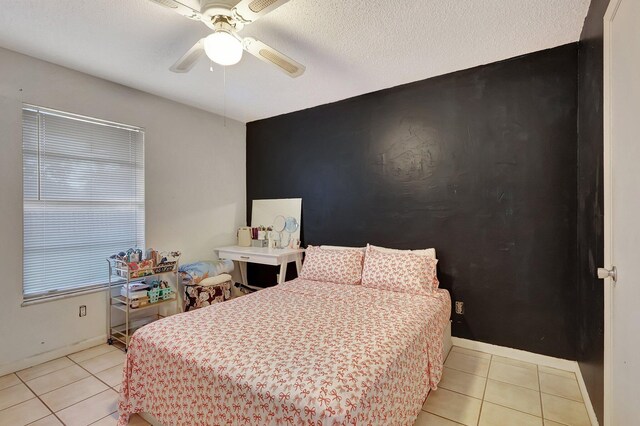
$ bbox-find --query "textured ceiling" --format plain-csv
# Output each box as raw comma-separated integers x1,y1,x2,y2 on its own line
0,0,589,123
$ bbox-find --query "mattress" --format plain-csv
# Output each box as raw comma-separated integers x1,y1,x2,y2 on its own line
117,278,451,425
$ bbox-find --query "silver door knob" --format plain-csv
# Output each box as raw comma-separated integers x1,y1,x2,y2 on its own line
597,266,617,281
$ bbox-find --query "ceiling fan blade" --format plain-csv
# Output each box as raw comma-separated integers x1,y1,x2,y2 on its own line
232,0,291,23
243,37,305,78
147,0,202,20
170,39,205,73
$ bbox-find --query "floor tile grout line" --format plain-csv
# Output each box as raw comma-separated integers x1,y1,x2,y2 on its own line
54,388,118,424
24,412,62,426
88,410,119,425
0,383,41,412
476,354,492,426
5,345,126,425
51,379,119,415
15,360,75,383
538,369,578,381
450,348,492,360
0,396,42,417
490,358,539,373
51,384,113,415
15,344,118,382
442,364,489,377
448,351,492,365
537,362,546,424
424,350,476,425
490,355,544,366
421,410,466,425
436,363,556,421
451,347,578,379
12,363,66,425
38,355,119,418
0,384,22,393
68,346,120,365
25,370,93,399
479,397,544,419
436,381,486,400
444,363,540,392
539,391,585,403
426,368,548,423
68,353,124,390
425,373,585,424
442,364,489,379
431,385,483,401
482,371,539,392
64,349,125,422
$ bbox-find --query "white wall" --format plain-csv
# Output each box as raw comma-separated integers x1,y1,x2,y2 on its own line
0,47,246,373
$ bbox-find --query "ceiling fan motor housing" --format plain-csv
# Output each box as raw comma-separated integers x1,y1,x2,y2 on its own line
200,0,237,17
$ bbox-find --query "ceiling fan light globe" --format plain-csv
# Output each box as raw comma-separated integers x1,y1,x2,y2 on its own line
204,32,243,66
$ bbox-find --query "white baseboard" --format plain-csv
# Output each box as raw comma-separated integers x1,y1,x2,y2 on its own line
0,334,107,376
451,337,577,370
451,337,599,426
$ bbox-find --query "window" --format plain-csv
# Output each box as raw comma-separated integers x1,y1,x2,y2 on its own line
22,105,144,302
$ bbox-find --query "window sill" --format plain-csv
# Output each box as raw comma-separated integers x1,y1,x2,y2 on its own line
22,284,111,307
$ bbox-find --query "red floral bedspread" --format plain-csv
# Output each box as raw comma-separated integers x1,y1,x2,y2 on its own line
118,279,451,425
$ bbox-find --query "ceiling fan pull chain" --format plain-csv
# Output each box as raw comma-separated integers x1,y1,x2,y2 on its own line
223,66,227,127
210,60,213,72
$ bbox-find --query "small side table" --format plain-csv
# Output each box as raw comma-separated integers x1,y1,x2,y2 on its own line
215,246,305,287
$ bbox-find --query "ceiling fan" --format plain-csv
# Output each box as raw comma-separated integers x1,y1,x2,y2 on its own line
149,0,305,77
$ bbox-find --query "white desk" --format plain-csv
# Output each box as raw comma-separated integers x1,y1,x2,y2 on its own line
215,246,305,286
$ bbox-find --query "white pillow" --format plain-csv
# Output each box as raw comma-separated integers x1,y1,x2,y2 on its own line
198,274,232,287
367,244,436,259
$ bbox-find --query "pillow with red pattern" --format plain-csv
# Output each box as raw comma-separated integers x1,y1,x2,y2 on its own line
299,245,364,285
367,244,440,289
361,244,437,295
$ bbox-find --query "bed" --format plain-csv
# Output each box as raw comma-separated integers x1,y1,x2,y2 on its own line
117,278,451,425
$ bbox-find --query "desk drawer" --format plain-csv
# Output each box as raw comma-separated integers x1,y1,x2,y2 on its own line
218,251,279,266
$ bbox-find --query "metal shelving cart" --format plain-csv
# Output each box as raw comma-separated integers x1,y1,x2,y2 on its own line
106,254,181,351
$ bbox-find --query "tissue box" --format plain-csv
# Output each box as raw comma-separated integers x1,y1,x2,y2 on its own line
120,288,149,299
251,239,268,248
118,288,150,309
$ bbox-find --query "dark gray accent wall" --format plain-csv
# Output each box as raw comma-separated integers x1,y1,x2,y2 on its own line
247,44,579,359
577,0,609,423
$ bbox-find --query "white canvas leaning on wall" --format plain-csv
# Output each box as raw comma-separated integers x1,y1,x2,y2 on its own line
251,198,302,242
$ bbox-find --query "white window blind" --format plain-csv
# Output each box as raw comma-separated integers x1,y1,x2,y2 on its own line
22,105,145,301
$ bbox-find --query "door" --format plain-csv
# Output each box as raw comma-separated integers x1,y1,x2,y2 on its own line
603,0,640,424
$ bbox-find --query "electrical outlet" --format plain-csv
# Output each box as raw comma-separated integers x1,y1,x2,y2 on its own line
455,301,464,315
79,305,87,317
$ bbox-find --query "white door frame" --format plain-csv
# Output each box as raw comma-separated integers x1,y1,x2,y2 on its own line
602,1,623,425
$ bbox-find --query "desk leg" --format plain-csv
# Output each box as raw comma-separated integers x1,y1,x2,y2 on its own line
295,254,303,276
278,262,287,285
176,276,183,313
238,261,248,286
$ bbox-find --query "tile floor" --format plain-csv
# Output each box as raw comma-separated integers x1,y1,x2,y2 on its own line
0,344,148,426
418,346,593,426
0,344,592,425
